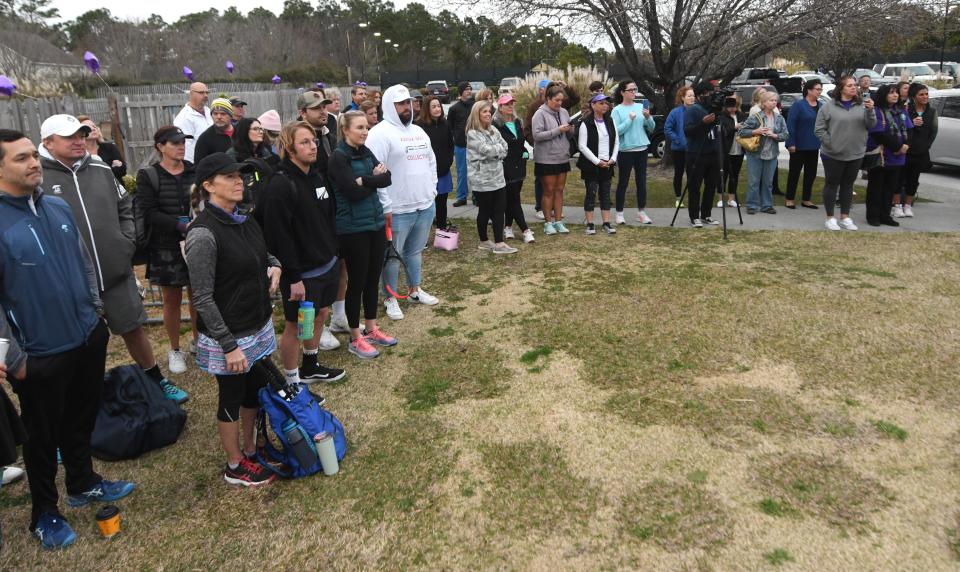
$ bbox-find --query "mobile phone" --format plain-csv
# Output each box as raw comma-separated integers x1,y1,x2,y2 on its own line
640,99,650,109
862,91,871,101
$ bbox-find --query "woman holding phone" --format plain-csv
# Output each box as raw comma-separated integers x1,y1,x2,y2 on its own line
612,79,656,225
531,85,574,235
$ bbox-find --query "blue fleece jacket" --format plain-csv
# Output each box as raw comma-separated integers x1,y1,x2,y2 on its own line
785,99,821,150
664,106,687,151
0,189,100,357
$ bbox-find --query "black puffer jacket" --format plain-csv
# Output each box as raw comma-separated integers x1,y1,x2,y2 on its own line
417,117,454,177
137,162,196,250
492,114,527,184
907,104,938,156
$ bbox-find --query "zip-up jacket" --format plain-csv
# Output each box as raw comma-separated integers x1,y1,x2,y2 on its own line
40,148,135,292
0,188,101,357
684,102,720,156
261,159,338,283
785,99,822,150
466,127,508,193
136,162,195,250
492,114,528,184
194,125,233,164
664,105,688,151
907,104,938,156
447,98,474,148
328,140,390,235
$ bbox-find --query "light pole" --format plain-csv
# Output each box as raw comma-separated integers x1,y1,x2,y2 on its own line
359,22,368,82
942,0,952,78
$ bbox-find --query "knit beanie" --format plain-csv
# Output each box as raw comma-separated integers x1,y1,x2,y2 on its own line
210,97,234,117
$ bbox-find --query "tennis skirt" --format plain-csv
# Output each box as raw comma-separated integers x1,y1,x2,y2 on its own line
534,162,571,176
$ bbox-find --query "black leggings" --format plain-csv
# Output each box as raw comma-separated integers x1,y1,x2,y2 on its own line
901,153,927,199
615,149,649,211
821,155,861,217
503,180,528,231
672,149,686,198
435,193,449,229
339,230,387,329
724,154,744,197
477,188,506,242
215,358,280,422
865,166,902,223
786,149,819,202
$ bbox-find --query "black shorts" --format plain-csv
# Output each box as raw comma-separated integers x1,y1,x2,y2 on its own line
279,264,339,322
535,162,571,176
147,248,189,287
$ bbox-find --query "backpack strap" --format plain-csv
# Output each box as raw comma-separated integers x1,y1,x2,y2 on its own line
146,165,160,194
254,408,292,479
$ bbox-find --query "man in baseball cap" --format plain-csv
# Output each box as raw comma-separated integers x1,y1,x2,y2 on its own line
297,90,335,174
229,97,248,122
39,114,92,140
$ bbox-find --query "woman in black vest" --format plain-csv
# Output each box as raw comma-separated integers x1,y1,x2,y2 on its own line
577,94,620,235
493,93,534,243
184,153,284,488
138,126,198,377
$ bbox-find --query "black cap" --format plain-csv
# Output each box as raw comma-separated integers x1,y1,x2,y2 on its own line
229,97,248,107
694,81,715,96
195,152,254,183
154,126,193,145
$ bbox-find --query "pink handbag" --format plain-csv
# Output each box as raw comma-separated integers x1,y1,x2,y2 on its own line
433,227,459,251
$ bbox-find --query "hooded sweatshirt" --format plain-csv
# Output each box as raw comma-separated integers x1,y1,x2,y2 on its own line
814,98,878,161
365,85,438,215
39,147,135,292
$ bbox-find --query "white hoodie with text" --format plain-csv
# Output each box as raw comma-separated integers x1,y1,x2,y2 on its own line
365,85,438,215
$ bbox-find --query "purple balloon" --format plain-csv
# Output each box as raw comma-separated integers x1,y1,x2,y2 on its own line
83,51,100,73
315,82,325,89
0,75,15,97
226,60,235,74
183,66,194,81
271,75,281,85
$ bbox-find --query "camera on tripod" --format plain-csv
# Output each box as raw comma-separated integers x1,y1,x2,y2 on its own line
707,86,737,114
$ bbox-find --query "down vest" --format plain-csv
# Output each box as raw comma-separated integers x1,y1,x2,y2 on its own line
136,162,196,250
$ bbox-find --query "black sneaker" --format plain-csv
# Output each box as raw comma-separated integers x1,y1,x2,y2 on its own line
602,222,616,234
585,223,596,235
299,359,346,384
223,458,276,487
452,199,467,207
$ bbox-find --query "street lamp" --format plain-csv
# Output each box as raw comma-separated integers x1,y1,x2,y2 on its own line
374,32,381,37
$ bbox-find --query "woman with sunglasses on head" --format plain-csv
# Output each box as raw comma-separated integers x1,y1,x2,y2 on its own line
492,93,534,243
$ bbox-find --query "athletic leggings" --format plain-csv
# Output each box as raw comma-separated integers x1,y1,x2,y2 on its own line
672,149,686,198
724,154,744,197
901,153,927,199
821,155,861,217
615,149,649,211
503,180,528,231
339,229,387,329
786,149,819,202
215,358,281,422
865,166,902,223
435,194,449,229
477,188,506,242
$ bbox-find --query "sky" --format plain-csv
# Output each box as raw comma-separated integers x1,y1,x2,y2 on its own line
52,0,406,23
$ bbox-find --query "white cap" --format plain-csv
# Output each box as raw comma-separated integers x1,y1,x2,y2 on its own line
387,86,412,103
40,114,91,140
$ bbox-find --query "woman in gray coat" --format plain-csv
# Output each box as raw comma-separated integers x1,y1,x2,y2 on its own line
532,85,574,235
467,101,516,254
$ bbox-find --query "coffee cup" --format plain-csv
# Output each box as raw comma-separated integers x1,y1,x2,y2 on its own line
96,505,121,538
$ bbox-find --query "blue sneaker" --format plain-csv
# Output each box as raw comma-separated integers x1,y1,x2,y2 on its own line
56,448,62,464
67,479,136,508
33,513,77,550
159,378,188,404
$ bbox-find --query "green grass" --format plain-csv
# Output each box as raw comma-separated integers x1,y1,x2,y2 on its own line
872,419,908,441
763,548,796,566
520,345,553,364
619,480,731,552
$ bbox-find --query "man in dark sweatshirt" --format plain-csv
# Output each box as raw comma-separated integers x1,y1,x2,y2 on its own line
446,82,474,206
261,121,345,385
683,81,722,227
194,98,235,164
0,129,135,550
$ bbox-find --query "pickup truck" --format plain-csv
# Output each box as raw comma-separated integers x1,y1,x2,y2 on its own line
729,68,786,85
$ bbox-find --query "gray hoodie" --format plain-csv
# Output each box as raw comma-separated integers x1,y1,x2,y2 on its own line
531,103,572,165
814,99,878,161
39,147,135,291
466,126,508,193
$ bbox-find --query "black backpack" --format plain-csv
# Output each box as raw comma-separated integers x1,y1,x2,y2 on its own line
132,166,159,266
91,365,187,461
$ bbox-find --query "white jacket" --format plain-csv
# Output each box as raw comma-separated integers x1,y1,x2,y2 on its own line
173,104,213,163
365,85,437,215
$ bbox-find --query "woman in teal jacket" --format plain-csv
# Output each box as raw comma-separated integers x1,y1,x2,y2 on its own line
327,111,396,360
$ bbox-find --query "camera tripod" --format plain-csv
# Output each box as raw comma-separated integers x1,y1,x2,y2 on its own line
669,122,742,240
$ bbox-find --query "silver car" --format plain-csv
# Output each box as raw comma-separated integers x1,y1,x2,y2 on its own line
927,89,960,167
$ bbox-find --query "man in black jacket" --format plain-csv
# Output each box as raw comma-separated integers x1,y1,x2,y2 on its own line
261,121,345,385
683,82,722,227
194,98,235,163
447,82,474,206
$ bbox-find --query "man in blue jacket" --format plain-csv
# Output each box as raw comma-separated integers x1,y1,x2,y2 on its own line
0,130,135,550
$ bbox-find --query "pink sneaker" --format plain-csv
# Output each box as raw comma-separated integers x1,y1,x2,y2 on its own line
364,327,398,347
348,336,379,359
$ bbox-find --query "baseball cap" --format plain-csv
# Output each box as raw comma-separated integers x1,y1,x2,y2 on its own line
590,93,613,103
195,152,255,184
537,79,550,90
297,90,332,110
496,94,515,106
40,114,92,140
154,126,193,145
229,97,248,107
387,85,413,103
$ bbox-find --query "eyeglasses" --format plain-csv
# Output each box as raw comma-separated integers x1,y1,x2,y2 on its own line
191,90,210,95
250,127,264,133
623,88,638,92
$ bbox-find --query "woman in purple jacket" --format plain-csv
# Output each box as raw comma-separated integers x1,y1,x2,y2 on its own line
865,84,913,227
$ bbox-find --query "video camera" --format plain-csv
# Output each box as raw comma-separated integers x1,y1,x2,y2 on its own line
706,86,737,114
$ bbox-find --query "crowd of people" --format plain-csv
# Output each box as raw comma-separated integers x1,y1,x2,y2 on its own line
0,71,942,549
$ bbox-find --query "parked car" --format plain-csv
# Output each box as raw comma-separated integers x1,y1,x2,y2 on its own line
425,80,451,103
730,68,787,85
791,73,836,98
921,61,959,83
498,77,523,96
926,88,960,167
469,81,487,94
853,68,896,88
873,63,940,83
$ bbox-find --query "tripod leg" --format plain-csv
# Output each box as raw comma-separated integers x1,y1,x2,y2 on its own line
670,183,690,227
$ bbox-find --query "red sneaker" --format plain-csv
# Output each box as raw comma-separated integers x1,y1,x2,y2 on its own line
224,458,276,487
363,327,397,347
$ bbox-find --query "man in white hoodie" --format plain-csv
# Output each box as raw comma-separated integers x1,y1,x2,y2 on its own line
366,84,440,320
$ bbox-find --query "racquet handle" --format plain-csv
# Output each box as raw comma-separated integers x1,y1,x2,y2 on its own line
385,225,393,241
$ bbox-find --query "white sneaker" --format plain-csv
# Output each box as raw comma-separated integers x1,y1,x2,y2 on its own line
410,289,439,305
522,229,535,243
825,217,841,231
478,240,495,251
535,210,545,220
329,314,350,333
903,204,914,217
384,297,404,320
728,199,738,208
717,200,724,208
615,211,626,225
503,227,515,240
1,465,24,485
167,349,187,374
891,204,905,218
493,243,518,254
637,210,653,225
838,217,858,231
319,327,340,351
691,218,703,228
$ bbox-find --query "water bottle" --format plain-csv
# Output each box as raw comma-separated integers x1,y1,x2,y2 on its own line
314,432,339,476
281,419,318,469
297,301,315,341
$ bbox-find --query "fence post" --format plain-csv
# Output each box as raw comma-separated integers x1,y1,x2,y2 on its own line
108,93,127,164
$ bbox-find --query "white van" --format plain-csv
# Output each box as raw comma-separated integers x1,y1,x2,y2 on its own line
927,88,960,167
498,77,523,96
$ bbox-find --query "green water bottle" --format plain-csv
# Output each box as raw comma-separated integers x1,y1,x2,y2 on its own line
297,301,315,341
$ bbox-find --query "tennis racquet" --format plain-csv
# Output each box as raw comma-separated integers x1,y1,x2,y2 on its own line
383,225,409,300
